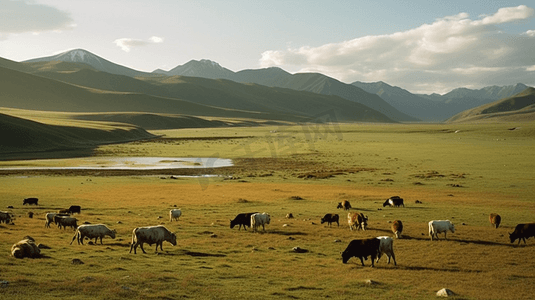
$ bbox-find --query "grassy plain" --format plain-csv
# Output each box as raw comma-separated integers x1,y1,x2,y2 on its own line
1,122,534,300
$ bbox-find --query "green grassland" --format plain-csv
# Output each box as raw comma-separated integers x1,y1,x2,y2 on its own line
1,122,535,300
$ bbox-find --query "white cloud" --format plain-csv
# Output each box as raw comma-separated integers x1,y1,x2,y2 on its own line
114,36,164,52
260,5,535,94
0,0,75,35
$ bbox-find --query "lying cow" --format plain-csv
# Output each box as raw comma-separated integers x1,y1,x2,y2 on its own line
383,196,404,207
509,223,535,245
130,225,177,254
337,200,352,210
489,213,501,229
54,215,78,230
341,238,381,266
169,209,182,222
348,212,368,231
391,220,403,238
429,220,455,240
375,236,397,265
70,224,117,245
251,213,271,232
11,237,41,259
23,197,38,205
230,212,258,231
321,213,339,227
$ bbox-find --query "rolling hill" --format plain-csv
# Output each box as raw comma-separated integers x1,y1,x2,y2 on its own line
0,111,156,159
0,61,395,125
446,88,535,123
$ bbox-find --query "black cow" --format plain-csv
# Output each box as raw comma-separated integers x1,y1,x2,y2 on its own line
383,196,404,207
341,238,381,266
337,201,352,210
68,205,81,214
509,223,535,245
230,212,258,231
321,213,339,227
23,198,38,205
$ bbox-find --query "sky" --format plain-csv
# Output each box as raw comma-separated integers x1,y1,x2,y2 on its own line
0,0,534,94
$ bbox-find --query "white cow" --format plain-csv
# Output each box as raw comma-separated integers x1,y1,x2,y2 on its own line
251,213,270,232
70,224,117,245
375,236,396,265
428,220,455,240
129,225,177,254
169,209,182,222
11,238,40,259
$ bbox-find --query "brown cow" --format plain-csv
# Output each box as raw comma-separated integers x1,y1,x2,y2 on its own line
348,212,368,231
509,223,535,245
391,220,403,238
337,200,352,211
489,213,501,229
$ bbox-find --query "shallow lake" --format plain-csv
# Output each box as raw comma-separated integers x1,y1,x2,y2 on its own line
0,157,233,170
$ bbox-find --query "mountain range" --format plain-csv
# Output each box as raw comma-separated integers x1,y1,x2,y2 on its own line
5,48,533,124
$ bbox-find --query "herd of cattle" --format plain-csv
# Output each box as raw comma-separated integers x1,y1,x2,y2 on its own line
2,196,535,266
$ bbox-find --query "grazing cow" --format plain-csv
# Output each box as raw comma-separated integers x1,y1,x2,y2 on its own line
251,213,271,232
45,213,69,228
347,212,368,231
58,209,70,214
509,223,535,245
11,238,41,259
428,220,455,240
68,205,81,214
375,236,397,265
341,238,381,266
489,213,501,229
0,211,13,224
71,224,116,245
23,197,38,205
321,213,339,227
383,196,404,207
337,200,352,210
169,209,182,222
54,216,78,230
392,220,403,238
129,225,177,254
230,212,258,231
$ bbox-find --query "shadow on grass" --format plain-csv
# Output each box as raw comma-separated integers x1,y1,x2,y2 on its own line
402,235,520,247
264,230,308,236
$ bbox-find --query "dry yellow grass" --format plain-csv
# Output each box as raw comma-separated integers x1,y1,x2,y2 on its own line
1,122,534,299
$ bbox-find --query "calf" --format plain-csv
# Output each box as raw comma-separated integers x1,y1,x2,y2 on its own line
428,220,455,240
337,200,352,210
341,238,381,266
348,212,368,231
383,196,404,207
375,236,396,265
489,213,501,229
321,213,339,227
169,209,182,222
391,220,403,238
23,197,38,205
71,224,116,245
230,212,258,231
509,223,535,245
